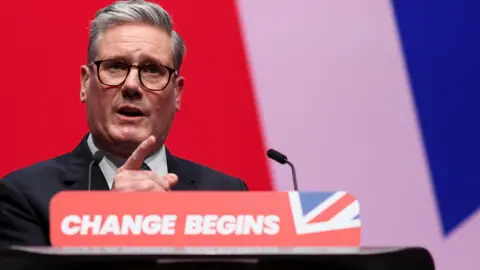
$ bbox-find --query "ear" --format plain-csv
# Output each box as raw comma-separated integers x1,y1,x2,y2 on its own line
80,65,90,103
174,76,185,111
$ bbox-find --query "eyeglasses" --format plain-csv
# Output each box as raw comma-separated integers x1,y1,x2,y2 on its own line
91,59,178,91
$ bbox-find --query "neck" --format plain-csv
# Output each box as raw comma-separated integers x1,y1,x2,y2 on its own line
90,134,162,162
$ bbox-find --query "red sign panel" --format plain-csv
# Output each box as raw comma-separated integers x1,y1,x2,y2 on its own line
50,191,361,247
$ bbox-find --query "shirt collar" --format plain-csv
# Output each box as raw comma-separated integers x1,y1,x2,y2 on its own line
86,133,167,173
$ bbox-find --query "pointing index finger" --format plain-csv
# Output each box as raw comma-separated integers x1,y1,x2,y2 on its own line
120,135,157,170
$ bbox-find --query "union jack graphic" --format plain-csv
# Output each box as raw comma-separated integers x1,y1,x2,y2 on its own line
288,191,361,235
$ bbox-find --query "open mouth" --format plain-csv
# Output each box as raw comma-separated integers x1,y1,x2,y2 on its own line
117,106,145,118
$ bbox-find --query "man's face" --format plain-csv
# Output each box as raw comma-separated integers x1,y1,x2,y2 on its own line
80,23,184,157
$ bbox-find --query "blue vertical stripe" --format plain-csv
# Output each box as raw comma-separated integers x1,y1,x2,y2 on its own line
391,0,480,235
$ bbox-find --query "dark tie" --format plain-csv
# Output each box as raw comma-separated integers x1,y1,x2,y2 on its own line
141,163,151,171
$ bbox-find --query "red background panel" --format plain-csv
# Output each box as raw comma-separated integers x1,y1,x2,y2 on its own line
0,0,273,191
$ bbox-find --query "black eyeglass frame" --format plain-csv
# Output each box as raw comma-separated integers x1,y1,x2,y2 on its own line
91,59,178,91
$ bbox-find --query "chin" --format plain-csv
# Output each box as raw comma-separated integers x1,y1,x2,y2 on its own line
108,126,151,144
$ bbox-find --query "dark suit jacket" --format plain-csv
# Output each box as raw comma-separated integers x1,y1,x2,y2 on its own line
0,134,248,246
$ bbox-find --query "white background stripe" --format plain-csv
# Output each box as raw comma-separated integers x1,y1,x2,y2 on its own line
237,1,478,269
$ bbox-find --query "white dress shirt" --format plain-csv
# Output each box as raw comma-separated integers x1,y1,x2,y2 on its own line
86,133,168,189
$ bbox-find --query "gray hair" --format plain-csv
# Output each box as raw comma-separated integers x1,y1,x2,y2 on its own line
88,0,186,72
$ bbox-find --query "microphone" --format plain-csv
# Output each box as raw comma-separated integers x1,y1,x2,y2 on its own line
266,148,298,191
88,151,105,191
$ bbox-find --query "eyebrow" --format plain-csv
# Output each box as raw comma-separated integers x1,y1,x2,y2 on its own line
102,54,170,66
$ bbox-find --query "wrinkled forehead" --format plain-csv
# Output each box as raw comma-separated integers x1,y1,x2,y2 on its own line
95,24,174,67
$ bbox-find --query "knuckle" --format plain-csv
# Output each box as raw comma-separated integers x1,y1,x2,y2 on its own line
135,181,147,190
112,182,126,190
115,171,131,181
136,180,154,191
146,171,157,178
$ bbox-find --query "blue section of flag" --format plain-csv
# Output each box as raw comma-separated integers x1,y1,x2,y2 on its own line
391,0,480,236
298,192,333,216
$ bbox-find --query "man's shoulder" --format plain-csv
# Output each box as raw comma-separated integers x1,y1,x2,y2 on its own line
1,153,70,190
172,155,248,191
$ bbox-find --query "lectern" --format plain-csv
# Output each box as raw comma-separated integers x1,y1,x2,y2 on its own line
0,191,435,269
0,246,434,270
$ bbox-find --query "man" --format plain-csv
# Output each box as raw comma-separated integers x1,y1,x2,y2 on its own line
0,0,248,246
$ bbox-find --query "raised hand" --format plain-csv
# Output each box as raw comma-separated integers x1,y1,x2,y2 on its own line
112,135,178,191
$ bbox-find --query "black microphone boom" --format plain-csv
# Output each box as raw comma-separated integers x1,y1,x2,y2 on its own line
88,151,105,191
266,148,298,191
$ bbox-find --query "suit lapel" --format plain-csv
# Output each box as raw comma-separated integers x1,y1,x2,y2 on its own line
166,148,198,190
62,136,196,191
62,134,110,191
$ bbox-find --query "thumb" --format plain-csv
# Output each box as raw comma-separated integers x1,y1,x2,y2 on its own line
165,173,178,189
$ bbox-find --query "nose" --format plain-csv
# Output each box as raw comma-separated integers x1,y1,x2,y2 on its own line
121,68,144,100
